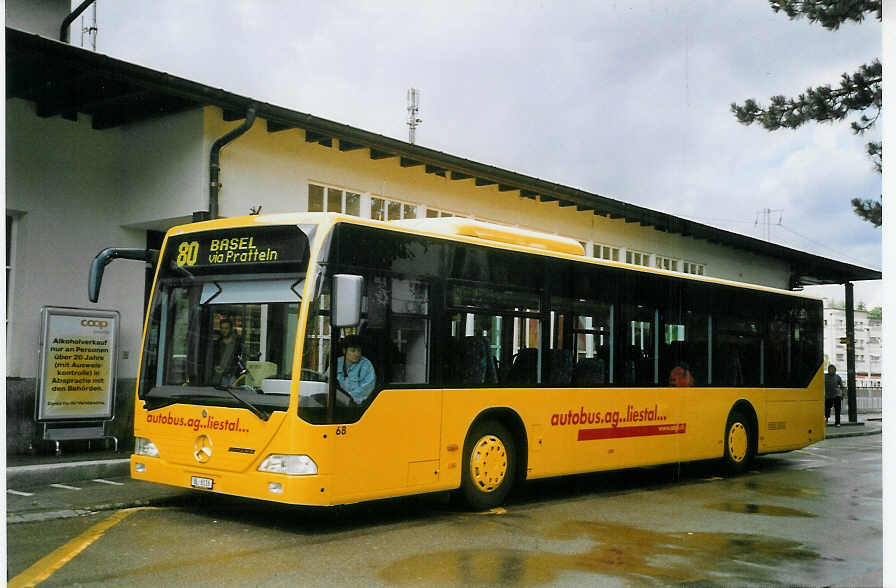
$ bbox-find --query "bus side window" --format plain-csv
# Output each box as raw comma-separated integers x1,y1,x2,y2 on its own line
444,313,500,386
388,278,431,385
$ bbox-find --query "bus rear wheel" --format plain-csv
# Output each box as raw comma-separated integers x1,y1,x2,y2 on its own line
460,420,516,510
723,410,754,474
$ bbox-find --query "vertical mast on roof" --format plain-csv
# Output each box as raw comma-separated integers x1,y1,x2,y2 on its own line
80,1,97,50
407,88,422,144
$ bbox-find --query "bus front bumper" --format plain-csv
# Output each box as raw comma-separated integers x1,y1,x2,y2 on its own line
130,455,335,506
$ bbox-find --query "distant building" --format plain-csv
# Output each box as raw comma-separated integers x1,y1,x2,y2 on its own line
823,301,882,385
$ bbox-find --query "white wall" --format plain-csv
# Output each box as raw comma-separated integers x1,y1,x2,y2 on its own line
118,108,207,228
6,0,70,39
6,99,146,378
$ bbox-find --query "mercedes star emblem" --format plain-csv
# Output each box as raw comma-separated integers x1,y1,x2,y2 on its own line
194,435,213,463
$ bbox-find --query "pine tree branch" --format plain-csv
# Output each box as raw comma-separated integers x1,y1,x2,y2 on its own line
731,61,881,132
734,1,882,227
770,0,881,30
850,196,882,227
867,142,882,173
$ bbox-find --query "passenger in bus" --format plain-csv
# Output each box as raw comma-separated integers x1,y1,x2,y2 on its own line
212,317,243,385
668,363,694,387
336,335,376,404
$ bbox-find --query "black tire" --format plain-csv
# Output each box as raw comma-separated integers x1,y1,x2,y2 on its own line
460,420,516,510
722,410,754,474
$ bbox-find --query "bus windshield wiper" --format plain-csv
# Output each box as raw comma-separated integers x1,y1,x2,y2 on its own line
214,385,271,421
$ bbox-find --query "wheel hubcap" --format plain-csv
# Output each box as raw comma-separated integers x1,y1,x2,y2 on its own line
470,434,507,493
728,422,748,462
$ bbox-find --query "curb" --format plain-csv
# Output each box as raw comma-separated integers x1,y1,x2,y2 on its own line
825,428,881,439
6,458,130,488
7,495,180,524
824,425,882,440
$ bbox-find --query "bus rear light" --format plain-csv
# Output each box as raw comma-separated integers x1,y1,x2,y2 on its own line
135,437,160,458
258,454,318,475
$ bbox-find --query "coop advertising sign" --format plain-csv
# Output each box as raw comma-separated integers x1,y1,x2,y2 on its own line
37,307,119,421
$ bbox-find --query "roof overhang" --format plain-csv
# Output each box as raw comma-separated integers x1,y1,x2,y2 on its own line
6,27,881,287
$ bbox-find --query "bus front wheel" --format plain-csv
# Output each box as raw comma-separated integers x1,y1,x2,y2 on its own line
460,420,516,510
723,410,754,474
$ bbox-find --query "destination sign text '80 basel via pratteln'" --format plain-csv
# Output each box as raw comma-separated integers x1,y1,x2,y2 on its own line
163,225,309,275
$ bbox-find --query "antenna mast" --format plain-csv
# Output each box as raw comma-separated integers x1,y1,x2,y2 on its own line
754,207,783,241
407,88,422,144
80,1,97,50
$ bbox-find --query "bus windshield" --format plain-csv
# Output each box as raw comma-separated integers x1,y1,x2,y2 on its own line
138,225,311,416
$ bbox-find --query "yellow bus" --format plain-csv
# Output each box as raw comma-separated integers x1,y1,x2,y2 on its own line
90,213,825,509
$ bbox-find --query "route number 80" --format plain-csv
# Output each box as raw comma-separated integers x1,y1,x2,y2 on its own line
176,241,199,266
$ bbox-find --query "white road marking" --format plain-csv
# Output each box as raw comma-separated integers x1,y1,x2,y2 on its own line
7,489,34,496
49,483,81,490
92,478,124,486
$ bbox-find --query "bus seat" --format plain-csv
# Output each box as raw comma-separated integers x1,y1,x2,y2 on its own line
246,361,277,386
549,349,573,386
508,348,539,385
460,336,496,385
573,357,606,386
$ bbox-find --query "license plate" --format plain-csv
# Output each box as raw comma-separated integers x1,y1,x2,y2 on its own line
191,476,214,490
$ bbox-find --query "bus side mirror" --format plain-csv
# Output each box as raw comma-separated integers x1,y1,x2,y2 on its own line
332,274,364,328
88,248,159,303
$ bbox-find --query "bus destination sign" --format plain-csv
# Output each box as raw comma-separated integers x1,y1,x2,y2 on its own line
164,226,307,274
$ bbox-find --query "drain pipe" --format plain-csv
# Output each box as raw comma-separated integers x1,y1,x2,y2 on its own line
209,105,257,220
60,0,98,43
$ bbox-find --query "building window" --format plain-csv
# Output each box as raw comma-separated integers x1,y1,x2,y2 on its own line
625,250,650,267
682,261,705,276
595,244,620,262
308,183,361,216
836,353,845,361
655,255,679,272
373,196,418,221
425,207,464,219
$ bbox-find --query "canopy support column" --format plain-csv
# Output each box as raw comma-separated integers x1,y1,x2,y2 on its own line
844,282,857,423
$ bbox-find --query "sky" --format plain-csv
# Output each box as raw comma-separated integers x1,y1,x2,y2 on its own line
83,0,883,306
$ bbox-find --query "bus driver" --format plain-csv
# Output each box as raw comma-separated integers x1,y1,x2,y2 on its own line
336,335,376,404
212,317,243,385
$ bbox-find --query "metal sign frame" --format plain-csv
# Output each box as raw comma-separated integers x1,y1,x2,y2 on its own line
36,306,120,422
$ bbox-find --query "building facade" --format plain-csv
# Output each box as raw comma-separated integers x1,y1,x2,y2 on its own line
823,302,882,385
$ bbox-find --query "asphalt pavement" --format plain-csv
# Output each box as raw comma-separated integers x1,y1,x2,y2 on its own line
5,413,882,524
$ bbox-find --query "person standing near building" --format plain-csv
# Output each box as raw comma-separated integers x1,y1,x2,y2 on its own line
824,364,844,427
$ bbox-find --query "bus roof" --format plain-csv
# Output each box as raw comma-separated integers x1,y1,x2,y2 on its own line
165,212,822,301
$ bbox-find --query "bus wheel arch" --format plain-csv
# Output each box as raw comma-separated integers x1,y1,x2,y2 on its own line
459,408,527,510
722,400,758,473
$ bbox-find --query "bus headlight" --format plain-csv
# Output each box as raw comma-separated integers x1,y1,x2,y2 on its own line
258,454,318,475
134,437,160,458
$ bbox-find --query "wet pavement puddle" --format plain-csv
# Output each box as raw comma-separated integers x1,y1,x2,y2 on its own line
379,519,817,586
740,479,822,499
704,502,817,518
